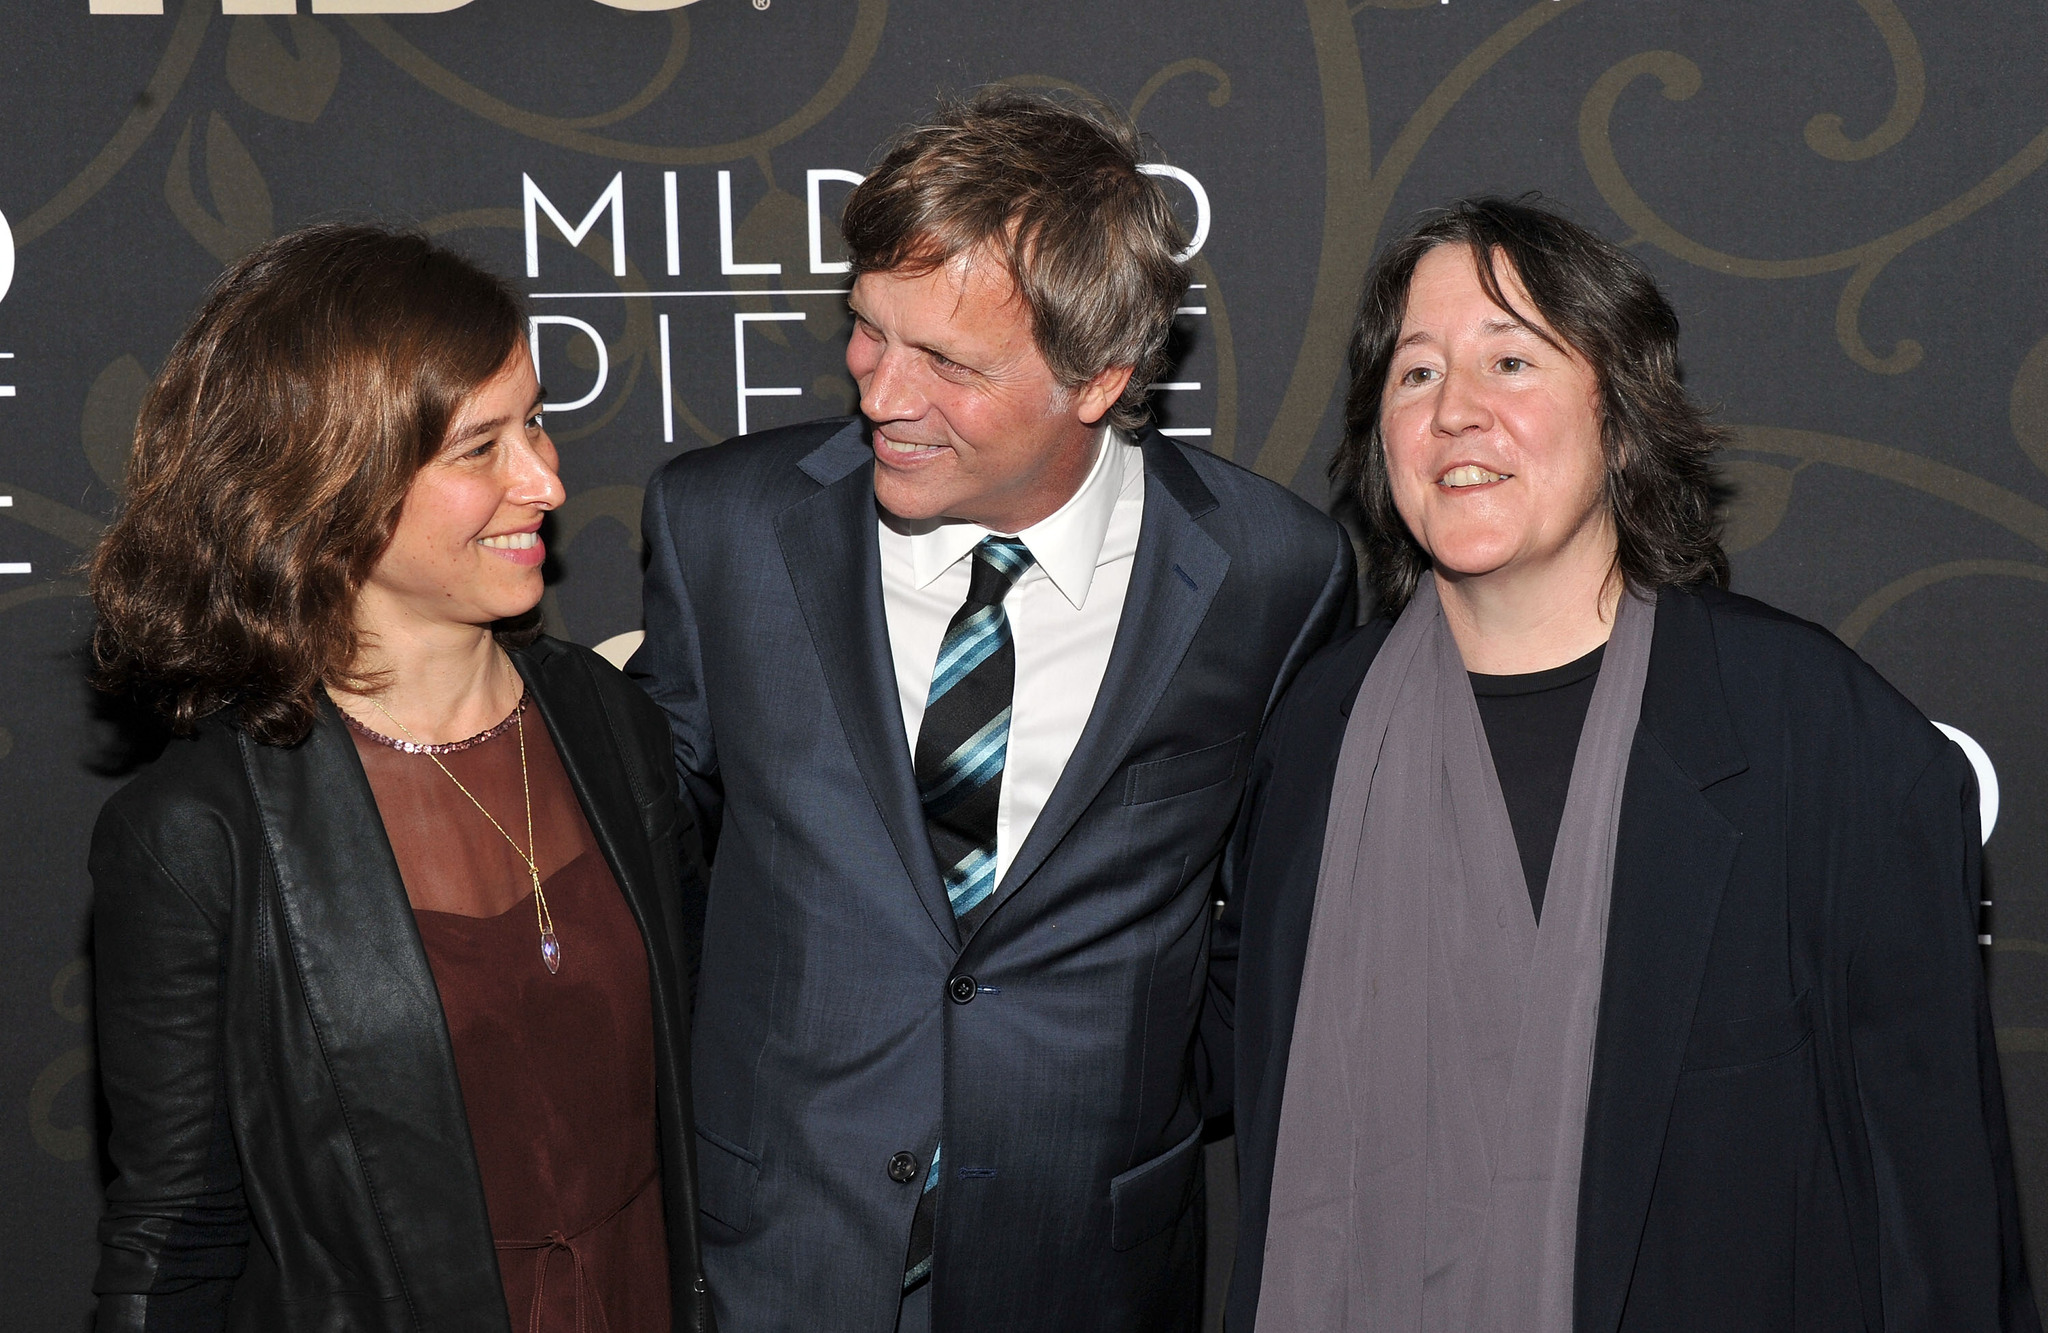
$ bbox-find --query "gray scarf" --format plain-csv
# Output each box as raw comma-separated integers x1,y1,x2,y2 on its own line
1257,577,1656,1333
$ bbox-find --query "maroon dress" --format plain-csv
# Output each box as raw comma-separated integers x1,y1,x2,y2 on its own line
347,698,671,1333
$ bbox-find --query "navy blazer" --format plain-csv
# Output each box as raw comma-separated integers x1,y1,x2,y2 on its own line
1212,584,2037,1332
630,418,1354,1333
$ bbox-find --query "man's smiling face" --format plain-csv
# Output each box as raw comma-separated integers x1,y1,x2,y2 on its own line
845,249,1129,533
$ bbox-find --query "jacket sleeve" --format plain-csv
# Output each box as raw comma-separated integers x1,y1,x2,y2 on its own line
627,463,726,866
90,800,249,1332
1848,742,2038,1332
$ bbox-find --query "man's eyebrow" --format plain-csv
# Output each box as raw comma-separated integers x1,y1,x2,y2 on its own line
844,308,975,368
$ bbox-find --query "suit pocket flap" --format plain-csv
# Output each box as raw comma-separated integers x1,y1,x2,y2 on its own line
1123,734,1245,806
1109,1123,1204,1251
694,1126,761,1233
1682,990,1813,1072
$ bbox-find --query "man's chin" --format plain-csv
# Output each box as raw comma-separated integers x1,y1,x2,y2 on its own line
871,464,958,523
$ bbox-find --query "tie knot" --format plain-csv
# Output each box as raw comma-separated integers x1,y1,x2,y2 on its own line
966,537,1034,607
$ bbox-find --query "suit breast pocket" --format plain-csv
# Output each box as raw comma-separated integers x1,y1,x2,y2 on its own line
1122,734,1245,806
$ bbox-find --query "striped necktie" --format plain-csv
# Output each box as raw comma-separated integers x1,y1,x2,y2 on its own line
902,535,1034,1291
914,535,1034,930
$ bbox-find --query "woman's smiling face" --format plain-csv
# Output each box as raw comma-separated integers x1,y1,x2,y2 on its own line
1379,243,1612,587
360,343,565,636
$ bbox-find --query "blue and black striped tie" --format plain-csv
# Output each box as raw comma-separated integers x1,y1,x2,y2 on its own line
915,535,1034,930
902,535,1033,1291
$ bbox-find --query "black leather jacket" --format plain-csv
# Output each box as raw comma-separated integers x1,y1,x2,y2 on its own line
89,637,713,1332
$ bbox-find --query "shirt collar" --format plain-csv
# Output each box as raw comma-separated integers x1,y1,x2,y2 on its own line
900,425,1134,609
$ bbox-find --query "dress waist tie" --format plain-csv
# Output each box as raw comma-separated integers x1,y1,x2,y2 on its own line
493,1167,659,1333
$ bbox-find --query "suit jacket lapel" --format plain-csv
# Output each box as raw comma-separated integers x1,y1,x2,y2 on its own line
1574,588,1748,1333
968,432,1229,939
237,703,502,1317
777,421,961,948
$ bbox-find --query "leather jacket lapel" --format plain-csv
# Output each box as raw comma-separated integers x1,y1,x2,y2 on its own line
1573,588,1748,1333
514,643,667,962
236,700,503,1319
776,422,962,949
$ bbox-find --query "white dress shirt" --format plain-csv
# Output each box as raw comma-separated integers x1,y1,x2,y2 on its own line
879,427,1145,888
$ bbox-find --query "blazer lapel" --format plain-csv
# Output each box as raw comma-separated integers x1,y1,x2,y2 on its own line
967,431,1229,939
237,704,502,1318
1574,588,1748,1333
776,422,960,948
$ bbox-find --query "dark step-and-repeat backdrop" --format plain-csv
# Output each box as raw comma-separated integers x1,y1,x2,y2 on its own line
5,0,2045,1322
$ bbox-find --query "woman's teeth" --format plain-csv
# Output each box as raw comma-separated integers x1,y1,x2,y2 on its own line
480,532,538,550
1440,465,1509,488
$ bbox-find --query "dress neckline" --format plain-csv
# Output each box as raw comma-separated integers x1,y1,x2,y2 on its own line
341,692,530,755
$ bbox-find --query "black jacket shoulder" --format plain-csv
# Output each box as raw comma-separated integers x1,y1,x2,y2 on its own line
1683,583,1953,792
92,717,261,922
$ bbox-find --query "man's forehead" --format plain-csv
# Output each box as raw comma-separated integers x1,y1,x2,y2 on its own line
853,251,1030,337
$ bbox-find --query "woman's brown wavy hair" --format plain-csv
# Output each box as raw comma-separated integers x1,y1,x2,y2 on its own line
89,224,527,746
1334,196,1728,617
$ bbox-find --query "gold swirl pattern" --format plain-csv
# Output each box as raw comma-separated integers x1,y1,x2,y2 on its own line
1803,0,1924,162
1579,47,2048,375
28,960,92,1163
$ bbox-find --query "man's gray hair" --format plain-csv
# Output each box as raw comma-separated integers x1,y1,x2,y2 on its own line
841,88,1191,432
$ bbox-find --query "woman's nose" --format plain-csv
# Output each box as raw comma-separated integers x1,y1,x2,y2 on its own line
1431,366,1492,435
511,440,566,510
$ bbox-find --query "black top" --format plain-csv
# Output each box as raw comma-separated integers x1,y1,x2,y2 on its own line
1470,643,1605,921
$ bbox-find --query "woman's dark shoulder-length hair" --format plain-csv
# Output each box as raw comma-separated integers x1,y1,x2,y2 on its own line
1333,195,1728,618
89,223,529,747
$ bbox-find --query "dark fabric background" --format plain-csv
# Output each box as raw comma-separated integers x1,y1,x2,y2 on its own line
4,2,2044,1324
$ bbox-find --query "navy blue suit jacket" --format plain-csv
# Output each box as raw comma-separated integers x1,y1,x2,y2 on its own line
629,418,1354,1333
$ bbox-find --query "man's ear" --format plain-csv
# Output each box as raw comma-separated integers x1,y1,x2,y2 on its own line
1073,365,1135,426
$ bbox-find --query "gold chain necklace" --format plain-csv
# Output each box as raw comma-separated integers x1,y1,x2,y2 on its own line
367,695,562,975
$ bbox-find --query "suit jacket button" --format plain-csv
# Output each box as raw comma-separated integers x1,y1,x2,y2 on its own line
949,975,977,1004
888,1151,920,1184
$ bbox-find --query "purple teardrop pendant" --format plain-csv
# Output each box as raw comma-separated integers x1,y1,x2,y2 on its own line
540,930,562,974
